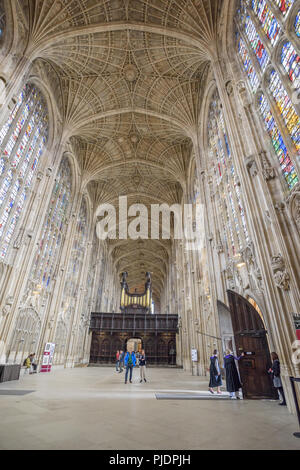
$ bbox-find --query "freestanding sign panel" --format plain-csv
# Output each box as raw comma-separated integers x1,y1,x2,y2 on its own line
191,349,198,362
40,343,56,373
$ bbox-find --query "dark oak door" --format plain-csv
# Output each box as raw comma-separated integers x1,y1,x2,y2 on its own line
227,290,276,399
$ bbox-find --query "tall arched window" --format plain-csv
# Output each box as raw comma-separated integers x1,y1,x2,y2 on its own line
208,91,249,258
236,0,299,190
60,197,88,316
30,156,72,292
0,84,48,260
76,227,98,361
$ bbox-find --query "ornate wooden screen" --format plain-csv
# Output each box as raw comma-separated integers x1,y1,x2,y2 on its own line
89,312,178,365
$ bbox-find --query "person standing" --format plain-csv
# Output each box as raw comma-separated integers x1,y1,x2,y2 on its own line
269,352,287,406
115,350,120,372
139,349,147,383
124,350,136,384
119,350,124,373
209,349,222,394
224,350,244,399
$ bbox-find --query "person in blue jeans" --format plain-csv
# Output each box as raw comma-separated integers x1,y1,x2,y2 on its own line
124,350,136,384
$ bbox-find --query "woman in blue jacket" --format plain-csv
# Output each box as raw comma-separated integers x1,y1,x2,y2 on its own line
124,350,136,384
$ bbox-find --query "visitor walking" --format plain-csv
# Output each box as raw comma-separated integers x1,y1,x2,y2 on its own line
119,350,124,373
209,349,222,394
268,352,287,406
139,349,147,383
115,350,120,372
124,350,136,384
224,349,244,399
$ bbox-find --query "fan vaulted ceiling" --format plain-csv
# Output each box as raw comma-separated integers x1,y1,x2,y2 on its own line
13,0,224,303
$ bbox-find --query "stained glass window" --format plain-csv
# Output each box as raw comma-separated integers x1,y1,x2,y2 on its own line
295,11,300,37
238,37,260,92
281,42,300,83
251,0,281,45
237,2,300,190
244,15,270,71
269,69,300,153
30,157,72,290
0,84,48,260
272,0,295,17
208,92,249,257
61,197,88,314
259,93,298,188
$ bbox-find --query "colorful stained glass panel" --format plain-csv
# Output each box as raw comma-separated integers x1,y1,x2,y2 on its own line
251,0,281,45
238,37,260,92
281,42,300,83
244,16,270,71
259,93,298,188
269,69,300,153
272,0,295,16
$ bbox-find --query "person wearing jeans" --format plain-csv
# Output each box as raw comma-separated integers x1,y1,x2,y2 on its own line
124,350,136,384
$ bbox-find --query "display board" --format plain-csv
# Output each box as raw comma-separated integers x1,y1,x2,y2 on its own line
40,342,55,373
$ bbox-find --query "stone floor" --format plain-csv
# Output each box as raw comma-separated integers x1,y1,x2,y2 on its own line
0,366,299,450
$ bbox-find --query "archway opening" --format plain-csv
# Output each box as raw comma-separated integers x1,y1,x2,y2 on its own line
126,338,142,354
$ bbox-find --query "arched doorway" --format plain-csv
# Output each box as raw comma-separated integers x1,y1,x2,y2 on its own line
126,338,142,354
227,290,277,399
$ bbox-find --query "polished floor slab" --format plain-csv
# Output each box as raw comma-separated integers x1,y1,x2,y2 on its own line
0,366,299,450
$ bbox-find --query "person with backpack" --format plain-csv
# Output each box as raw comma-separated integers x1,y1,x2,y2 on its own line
124,349,136,384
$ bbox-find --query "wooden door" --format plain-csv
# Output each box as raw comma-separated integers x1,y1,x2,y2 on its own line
227,290,276,399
